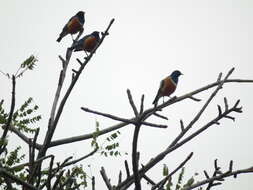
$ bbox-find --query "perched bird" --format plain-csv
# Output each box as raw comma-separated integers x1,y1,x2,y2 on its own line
152,70,183,106
69,31,100,53
57,11,85,42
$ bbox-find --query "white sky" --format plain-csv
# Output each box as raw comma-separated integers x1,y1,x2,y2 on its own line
1,0,253,189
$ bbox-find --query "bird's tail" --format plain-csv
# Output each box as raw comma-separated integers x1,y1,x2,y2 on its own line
57,31,67,42
56,36,62,42
152,94,160,106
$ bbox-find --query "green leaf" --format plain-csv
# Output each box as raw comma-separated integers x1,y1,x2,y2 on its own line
186,177,194,186
21,55,37,70
163,164,169,176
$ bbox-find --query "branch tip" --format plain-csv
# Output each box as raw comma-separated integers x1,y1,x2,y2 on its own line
204,170,210,179
224,97,228,111
189,96,201,102
229,160,233,172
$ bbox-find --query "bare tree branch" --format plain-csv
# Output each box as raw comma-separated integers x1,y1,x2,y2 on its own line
81,107,167,128
184,166,253,190
37,18,115,161
47,77,253,148
118,171,122,185
58,147,98,168
100,167,113,190
11,155,53,171
118,95,243,189
52,170,64,190
143,174,156,186
124,160,130,178
169,68,235,148
139,95,145,115
132,124,142,190
3,124,42,149
49,121,128,147
92,176,95,190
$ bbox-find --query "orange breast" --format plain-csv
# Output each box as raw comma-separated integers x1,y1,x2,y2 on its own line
67,17,83,34
161,77,176,96
83,36,98,52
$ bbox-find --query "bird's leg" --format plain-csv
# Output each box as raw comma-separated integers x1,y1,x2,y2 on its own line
84,51,89,57
71,35,76,42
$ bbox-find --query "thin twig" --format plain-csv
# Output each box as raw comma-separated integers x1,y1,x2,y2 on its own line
4,124,41,149
100,167,113,190
153,113,168,120
81,107,167,128
118,171,122,185
143,174,156,185
127,89,139,117
124,160,130,178
139,95,145,114
58,147,98,168
189,96,201,102
0,69,9,77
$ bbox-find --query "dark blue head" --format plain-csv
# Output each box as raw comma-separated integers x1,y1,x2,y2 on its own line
170,70,183,84
76,11,85,23
91,31,100,41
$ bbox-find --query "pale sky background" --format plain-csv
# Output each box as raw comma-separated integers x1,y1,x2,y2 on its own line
1,0,253,189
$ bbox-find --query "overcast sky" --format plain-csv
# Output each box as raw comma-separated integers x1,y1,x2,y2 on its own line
1,0,253,189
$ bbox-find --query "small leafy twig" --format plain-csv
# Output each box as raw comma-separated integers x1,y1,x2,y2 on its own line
152,152,193,190
0,75,16,155
0,167,39,190
15,55,37,78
